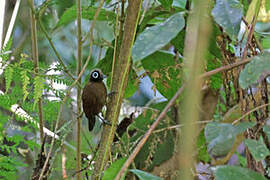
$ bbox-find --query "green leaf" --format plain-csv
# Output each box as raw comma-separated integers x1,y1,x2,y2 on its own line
103,158,127,180
129,169,162,180
132,12,185,62
0,38,12,61
55,5,116,28
4,65,14,93
214,165,267,180
245,136,270,161
239,52,270,89
20,70,30,101
141,51,183,99
212,0,243,40
158,0,173,9
265,0,270,11
235,152,247,167
205,122,255,157
33,76,45,109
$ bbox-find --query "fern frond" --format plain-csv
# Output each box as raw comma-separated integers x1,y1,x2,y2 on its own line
33,76,45,109
49,75,72,86
4,65,14,93
20,70,30,101
0,38,12,61
0,94,12,110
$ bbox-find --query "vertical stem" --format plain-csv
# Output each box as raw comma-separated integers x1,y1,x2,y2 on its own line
179,0,211,179
0,0,5,48
29,0,44,143
76,0,82,179
92,0,142,179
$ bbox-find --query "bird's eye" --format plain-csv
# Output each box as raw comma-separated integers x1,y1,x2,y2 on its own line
92,71,99,79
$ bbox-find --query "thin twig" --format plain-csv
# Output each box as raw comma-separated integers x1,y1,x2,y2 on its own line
115,56,253,179
199,58,251,79
115,84,186,180
232,103,270,125
29,0,45,143
153,120,213,134
76,0,83,179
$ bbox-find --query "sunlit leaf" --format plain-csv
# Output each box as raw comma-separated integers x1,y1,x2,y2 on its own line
132,12,185,62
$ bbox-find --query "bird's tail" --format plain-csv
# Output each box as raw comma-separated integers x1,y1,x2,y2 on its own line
88,115,96,131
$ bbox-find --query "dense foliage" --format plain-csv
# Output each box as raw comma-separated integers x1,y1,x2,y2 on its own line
0,0,270,179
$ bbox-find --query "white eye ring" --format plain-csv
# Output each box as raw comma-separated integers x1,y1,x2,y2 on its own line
92,71,99,79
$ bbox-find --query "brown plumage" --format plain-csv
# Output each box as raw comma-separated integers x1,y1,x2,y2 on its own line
82,69,107,131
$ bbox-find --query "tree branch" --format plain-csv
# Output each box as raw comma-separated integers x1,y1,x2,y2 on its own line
29,0,44,143
76,0,82,179
92,0,142,179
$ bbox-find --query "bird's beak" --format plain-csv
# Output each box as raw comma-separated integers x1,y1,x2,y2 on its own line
103,75,107,79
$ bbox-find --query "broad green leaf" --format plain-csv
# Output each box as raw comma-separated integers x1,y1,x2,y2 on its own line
214,165,267,180
245,136,270,161
129,169,162,180
212,0,243,40
55,5,116,28
205,122,255,157
141,51,183,99
132,12,185,62
103,158,127,180
158,0,173,9
239,52,270,89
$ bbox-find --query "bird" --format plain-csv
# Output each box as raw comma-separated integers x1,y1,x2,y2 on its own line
82,69,107,131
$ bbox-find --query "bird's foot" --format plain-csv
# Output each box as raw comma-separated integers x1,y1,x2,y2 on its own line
77,112,84,118
97,114,112,126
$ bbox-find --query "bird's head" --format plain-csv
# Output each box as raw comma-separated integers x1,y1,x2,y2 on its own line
89,69,106,82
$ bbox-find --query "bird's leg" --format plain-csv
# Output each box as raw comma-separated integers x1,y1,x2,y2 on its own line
77,112,84,118
96,114,112,126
